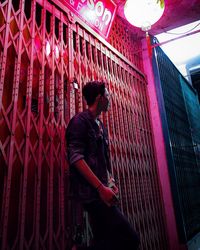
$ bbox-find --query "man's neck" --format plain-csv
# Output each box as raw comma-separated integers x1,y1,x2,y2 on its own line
88,106,101,120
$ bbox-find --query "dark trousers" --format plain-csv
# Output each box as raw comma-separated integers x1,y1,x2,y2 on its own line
83,200,140,250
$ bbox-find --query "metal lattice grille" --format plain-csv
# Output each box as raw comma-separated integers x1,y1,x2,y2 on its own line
108,16,143,71
155,45,200,241
0,0,168,249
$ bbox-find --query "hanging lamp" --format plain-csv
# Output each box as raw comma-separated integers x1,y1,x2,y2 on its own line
124,0,165,56
124,0,165,31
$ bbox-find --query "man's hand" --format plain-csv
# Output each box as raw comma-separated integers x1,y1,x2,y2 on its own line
73,159,120,206
97,184,119,207
108,176,119,199
110,184,119,199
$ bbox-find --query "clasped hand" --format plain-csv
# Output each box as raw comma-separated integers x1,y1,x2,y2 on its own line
97,184,119,207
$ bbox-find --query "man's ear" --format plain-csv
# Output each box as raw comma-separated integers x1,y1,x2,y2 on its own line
96,94,102,101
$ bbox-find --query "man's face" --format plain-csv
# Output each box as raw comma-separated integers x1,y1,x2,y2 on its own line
100,88,110,112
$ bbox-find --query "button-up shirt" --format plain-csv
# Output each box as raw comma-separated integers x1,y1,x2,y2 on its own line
66,110,111,203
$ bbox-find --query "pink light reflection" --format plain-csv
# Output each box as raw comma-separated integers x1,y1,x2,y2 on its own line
55,45,59,59
46,41,51,56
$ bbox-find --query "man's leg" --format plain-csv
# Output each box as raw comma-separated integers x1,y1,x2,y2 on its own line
84,200,140,250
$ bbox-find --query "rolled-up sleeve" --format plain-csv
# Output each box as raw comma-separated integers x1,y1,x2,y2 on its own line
66,116,87,165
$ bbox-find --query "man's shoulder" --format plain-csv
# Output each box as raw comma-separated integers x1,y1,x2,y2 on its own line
67,110,92,130
71,110,91,123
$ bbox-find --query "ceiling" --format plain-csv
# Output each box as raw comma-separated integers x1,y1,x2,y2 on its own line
115,0,200,36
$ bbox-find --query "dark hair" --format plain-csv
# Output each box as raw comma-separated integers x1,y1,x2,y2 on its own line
82,81,105,106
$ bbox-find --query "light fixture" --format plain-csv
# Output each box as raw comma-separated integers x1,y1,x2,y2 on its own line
124,0,165,57
124,0,165,31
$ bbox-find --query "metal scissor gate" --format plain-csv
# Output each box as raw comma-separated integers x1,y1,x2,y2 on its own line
0,0,168,249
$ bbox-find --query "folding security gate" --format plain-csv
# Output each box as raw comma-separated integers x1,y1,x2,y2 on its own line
0,0,168,249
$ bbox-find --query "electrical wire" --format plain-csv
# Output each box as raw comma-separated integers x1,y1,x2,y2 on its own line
162,22,200,35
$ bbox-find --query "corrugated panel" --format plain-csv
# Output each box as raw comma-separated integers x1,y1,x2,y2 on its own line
0,0,168,249
154,45,200,241
180,75,200,168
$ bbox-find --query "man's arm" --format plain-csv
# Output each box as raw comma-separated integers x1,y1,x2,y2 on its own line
74,159,119,206
74,159,102,189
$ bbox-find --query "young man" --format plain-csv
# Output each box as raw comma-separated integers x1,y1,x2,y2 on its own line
66,81,140,250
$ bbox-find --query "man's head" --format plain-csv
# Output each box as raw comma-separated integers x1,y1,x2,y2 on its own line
82,81,110,112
